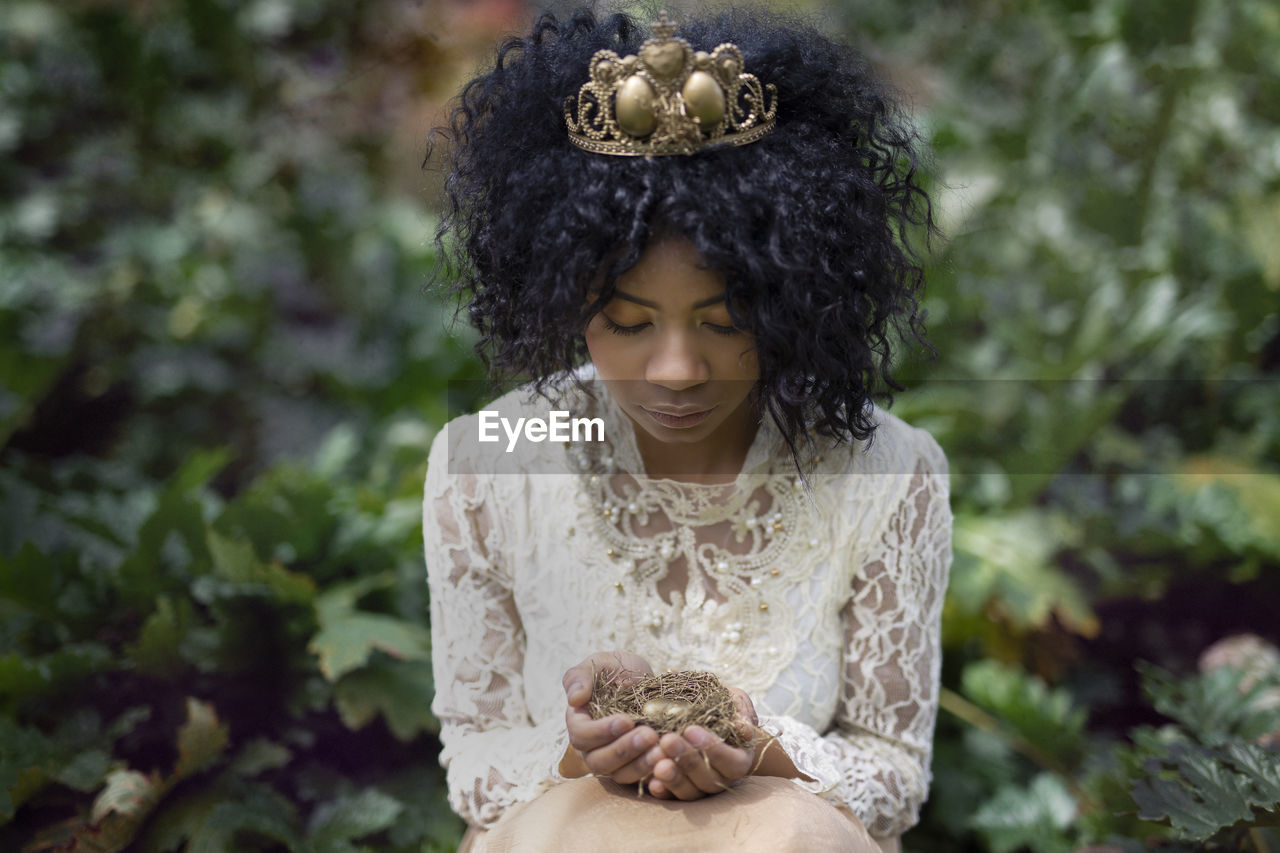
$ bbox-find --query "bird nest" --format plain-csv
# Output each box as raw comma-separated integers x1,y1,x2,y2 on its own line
588,669,753,748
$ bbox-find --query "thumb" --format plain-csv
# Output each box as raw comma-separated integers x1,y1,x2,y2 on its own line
729,688,758,726
563,665,593,707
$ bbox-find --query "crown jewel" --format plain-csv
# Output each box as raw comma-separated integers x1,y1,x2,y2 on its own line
565,12,779,157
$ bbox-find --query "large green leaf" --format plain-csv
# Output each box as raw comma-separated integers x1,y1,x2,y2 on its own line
173,697,230,780
1140,663,1280,746
333,656,438,740
961,659,1088,768
0,643,113,698
1222,741,1280,799
205,530,315,605
1132,742,1280,839
0,707,148,824
83,769,167,852
309,574,430,681
970,772,1078,853
305,788,403,849
226,738,293,778
126,596,193,678
309,612,432,683
948,510,1098,639
1172,458,1280,561
138,781,301,853
115,450,230,608
54,699,231,851
376,765,466,851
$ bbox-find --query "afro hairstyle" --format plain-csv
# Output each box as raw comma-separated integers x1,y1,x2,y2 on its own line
432,5,936,454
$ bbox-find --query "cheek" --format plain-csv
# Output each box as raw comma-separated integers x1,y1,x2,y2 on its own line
723,340,759,380
583,321,624,374
582,317,605,354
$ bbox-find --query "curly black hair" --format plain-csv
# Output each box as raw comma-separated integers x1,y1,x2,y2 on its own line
432,5,935,454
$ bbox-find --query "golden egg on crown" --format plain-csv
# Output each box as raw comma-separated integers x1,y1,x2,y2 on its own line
682,70,726,127
564,11,778,157
616,76,658,137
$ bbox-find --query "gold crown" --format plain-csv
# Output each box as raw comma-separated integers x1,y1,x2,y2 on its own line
564,12,778,157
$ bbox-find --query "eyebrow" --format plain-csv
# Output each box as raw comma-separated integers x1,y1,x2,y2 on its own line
612,291,728,310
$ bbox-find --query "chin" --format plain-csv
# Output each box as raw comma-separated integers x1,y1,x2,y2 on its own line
642,423,712,443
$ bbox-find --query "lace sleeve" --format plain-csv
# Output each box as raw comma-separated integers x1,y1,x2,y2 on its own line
759,432,952,838
423,425,570,829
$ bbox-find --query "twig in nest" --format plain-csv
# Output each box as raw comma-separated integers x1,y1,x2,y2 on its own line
588,670,753,749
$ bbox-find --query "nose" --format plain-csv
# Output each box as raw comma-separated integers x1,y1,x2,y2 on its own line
645,327,710,391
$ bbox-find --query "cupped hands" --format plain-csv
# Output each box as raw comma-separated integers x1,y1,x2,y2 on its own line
561,652,760,801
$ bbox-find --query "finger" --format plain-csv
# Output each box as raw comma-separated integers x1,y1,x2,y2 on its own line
729,688,759,727
647,777,673,799
658,733,722,797
676,728,751,793
583,725,658,778
732,715,758,744
606,652,655,689
596,737,662,786
645,758,686,800
562,662,596,706
566,705,633,752
690,726,754,780
650,747,705,801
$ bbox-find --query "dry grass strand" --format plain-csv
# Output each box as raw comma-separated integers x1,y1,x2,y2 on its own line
588,669,753,749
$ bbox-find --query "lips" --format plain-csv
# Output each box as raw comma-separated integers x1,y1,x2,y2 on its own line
646,406,708,416
642,406,714,429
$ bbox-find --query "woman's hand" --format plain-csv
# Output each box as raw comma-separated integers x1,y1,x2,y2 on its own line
645,687,759,801
561,651,658,784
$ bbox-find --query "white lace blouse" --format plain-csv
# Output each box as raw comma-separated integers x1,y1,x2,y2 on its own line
423,369,952,839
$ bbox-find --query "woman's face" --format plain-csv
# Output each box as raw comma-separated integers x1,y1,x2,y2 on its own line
583,237,759,461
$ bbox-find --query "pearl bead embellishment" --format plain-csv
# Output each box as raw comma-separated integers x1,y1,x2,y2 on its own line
721,621,744,643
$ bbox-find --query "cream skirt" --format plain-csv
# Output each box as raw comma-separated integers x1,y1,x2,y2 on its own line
458,776,901,853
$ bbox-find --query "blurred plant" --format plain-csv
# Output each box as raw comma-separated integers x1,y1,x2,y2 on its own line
925,659,1280,852
827,0,1280,849
1,428,466,851
0,0,499,848
0,0,481,483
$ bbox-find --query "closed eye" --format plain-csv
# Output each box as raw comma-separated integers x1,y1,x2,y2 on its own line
704,323,743,336
601,315,649,336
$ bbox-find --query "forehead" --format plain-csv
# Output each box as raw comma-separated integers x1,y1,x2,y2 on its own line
614,237,726,305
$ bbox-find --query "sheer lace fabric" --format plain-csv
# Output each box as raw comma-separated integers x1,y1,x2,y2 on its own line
423,371,951,838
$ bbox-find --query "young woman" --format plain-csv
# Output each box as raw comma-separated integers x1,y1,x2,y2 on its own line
424,8,951,851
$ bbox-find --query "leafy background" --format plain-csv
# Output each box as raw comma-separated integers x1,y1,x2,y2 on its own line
0,0,1276,850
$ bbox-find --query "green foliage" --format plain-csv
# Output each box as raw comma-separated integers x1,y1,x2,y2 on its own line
1131,742,1280,839
946,511,1098,652
0,0,476,847
961,660,1089,769
0,427,461,849
2,0,1277,849
970,773,1078,853
1140,662,1280,747
833,0,1280,849
333,657,438,742
934,662,1280,852
1122,665,1280,840
310,574,431,682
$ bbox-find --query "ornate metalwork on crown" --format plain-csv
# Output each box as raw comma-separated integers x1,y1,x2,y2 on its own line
564,12,779,157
